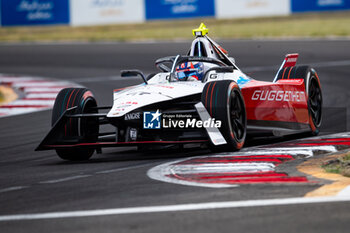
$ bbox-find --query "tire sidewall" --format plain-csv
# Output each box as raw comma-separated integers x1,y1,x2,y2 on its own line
306,69,322,130
201,80,246,151
224,82,246,148
51,88,98,161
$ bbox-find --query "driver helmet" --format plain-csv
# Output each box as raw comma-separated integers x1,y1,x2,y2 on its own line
176,62,204,81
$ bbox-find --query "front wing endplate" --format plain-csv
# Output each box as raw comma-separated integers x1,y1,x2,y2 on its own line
195,102,227,146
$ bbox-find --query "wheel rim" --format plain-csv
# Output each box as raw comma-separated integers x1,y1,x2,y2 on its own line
229,90,245,141
308,77,322,127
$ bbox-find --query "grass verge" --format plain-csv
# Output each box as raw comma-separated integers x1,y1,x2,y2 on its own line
322,152,350,177
0,11,350,42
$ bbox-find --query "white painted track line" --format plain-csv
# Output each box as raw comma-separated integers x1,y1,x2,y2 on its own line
1,196,350,222
169,163,276,174
39,175,92,184
0,186,28,194
337,185,350,197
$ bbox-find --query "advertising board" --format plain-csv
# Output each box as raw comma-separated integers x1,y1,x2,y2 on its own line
70,0,144,26
1,0,70,26
291,0,350,12
145,0,215,20
215,0,290,19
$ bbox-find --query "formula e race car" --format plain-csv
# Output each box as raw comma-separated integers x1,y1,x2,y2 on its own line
36,23,322,161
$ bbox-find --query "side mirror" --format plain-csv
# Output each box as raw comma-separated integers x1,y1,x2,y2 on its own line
121,70,148,85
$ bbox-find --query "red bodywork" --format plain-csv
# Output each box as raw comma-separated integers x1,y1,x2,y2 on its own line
241,79,310,129
238,53,312,131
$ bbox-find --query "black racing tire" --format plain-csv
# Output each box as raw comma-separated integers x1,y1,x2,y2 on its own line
276,66,322,135
52,88,99,161
201,80,247,151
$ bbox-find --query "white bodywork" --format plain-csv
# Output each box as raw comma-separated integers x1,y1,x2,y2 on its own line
107,33,251,118
107,71,250,118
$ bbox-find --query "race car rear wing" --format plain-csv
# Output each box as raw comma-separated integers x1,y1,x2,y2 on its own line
273,53,299,82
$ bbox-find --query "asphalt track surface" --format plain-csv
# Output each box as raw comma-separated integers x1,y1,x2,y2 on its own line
0,39,350,232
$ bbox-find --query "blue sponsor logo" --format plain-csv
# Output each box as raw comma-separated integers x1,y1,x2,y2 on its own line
291,0,350,12
237,76,250,87
145,0,215,20
143,110,162,129
318,0,344,6
1,0,70,26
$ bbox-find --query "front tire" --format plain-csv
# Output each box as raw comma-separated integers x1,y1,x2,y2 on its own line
201,80,247,151
52,88,99,161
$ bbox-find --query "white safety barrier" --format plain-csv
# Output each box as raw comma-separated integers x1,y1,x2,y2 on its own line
1,0,349,27
70,0,145,26
215,0,291,19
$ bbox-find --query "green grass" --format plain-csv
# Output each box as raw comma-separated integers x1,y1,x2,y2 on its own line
0,11,350,42
322,152,350,177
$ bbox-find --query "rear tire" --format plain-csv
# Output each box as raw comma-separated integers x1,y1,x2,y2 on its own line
201,80,247,151
276,66,322,135
52,88,99,161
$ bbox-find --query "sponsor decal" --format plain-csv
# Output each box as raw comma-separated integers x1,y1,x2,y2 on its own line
145,0,215,20
116,101,137,109
129,128,138,140
277,79,304,84
143,110,162,129
123,101,138,105
143,110,222,129
125,112,140,120
291,0,350,12
318,0,344,7
236,76,250,87
246,0,269,8
1,0,70,26
155,85,174,89
209,74,218,80
91,0,125,7
162,117,221,129
70,0,144,26
286,57,297,63
216,0,290,19
17,0,54,20
17,0,53,10
251,90,306,102
283,54,299,68
114,108,126,111
126,91,151,96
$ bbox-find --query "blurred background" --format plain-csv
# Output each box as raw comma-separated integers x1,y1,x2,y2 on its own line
0,0,349,42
